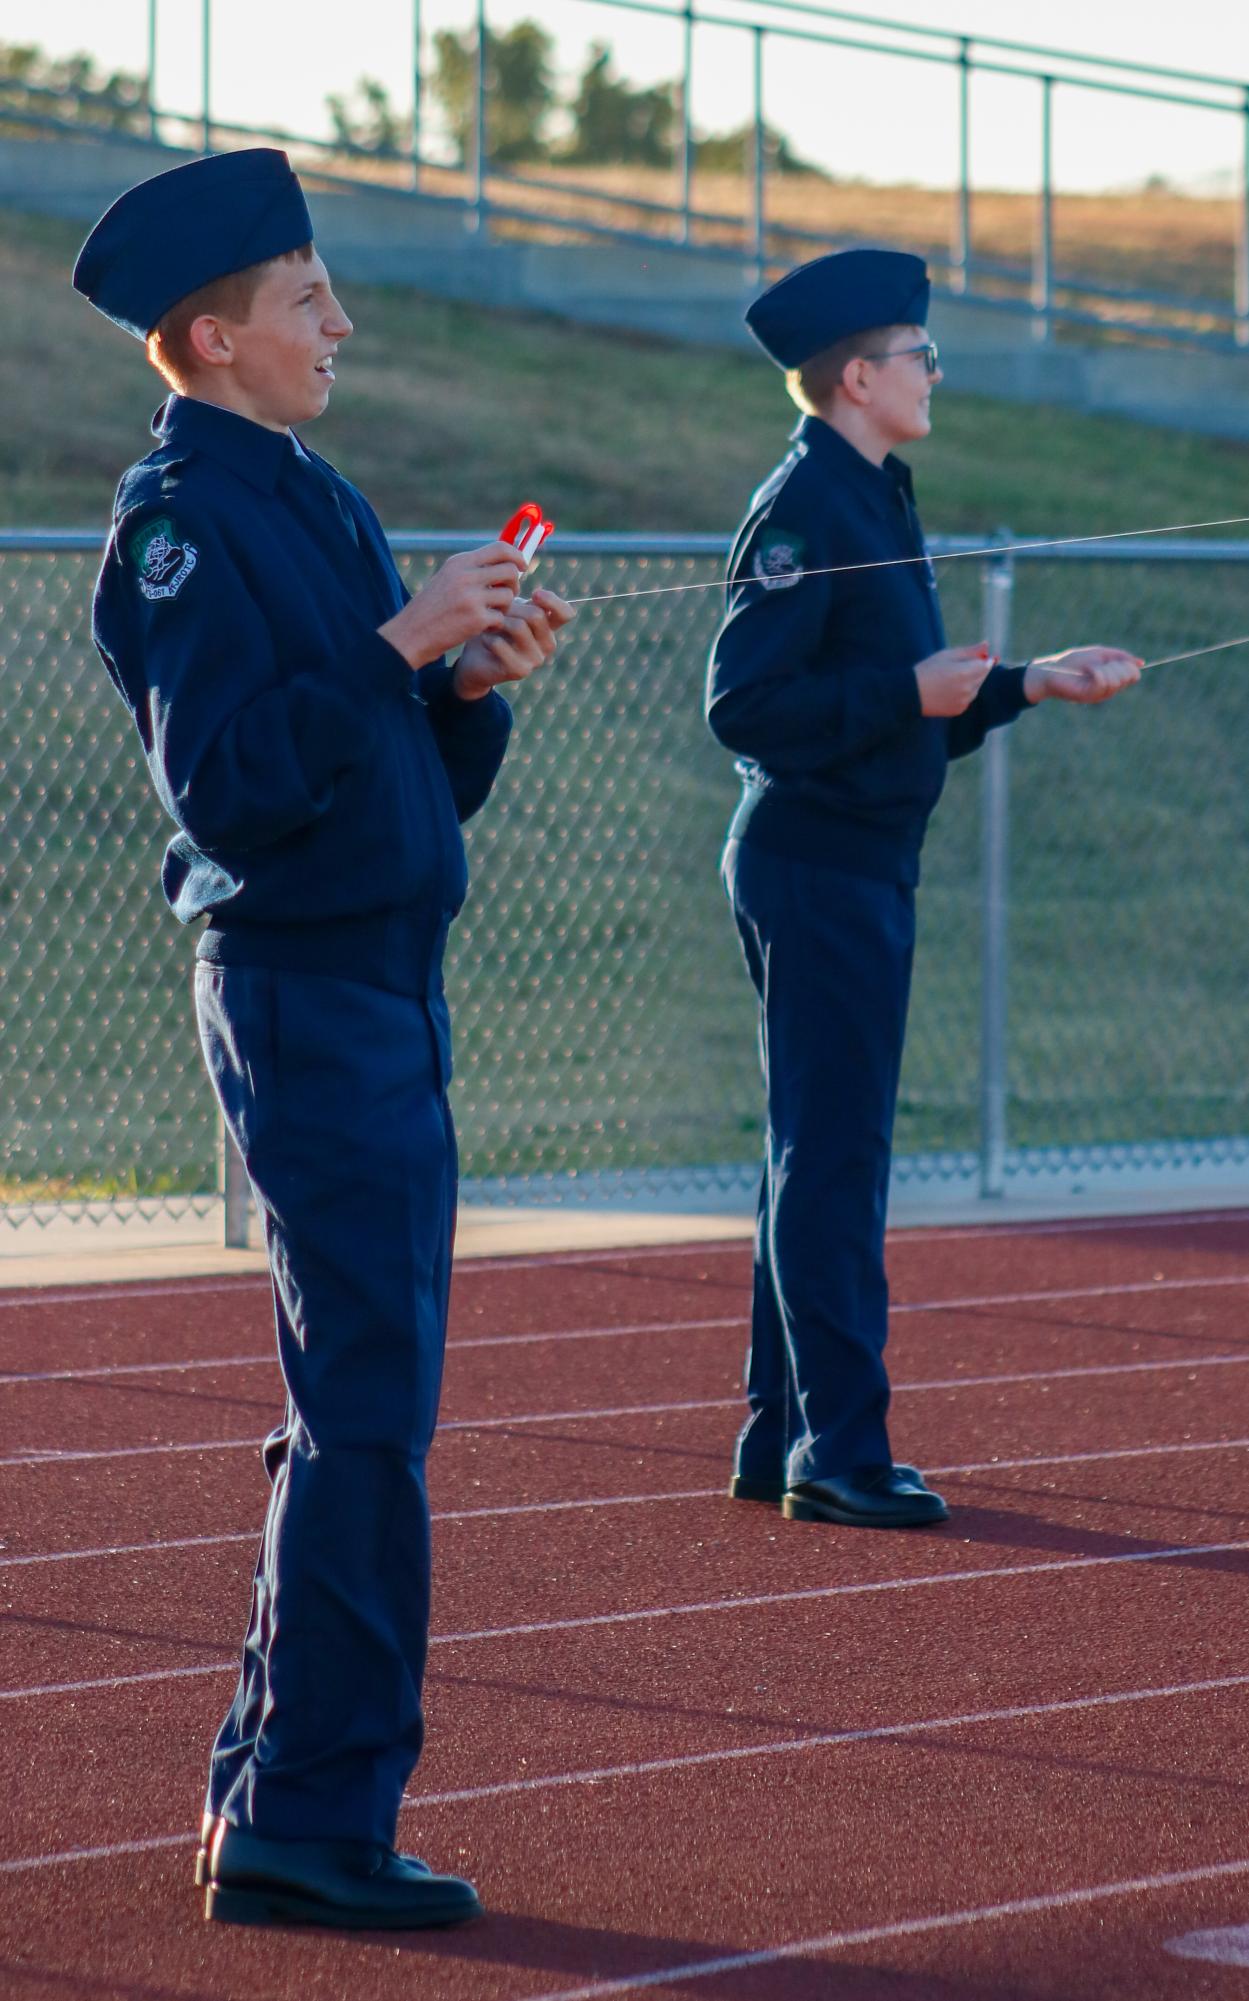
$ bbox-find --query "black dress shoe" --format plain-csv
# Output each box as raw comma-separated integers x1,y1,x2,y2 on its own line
732,1464,923,1509
782,1463,949,1528
204,1823,482,1930
194,1811,220,1889
728,1473,784,1504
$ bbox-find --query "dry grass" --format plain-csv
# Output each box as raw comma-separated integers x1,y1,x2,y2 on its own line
327,157,1240,305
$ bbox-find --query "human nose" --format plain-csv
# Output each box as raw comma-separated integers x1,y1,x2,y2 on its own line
326,296,353,340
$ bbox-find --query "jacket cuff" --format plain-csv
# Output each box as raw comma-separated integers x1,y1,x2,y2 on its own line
353,629,420,699
986,664,1032,720
419,659,513,741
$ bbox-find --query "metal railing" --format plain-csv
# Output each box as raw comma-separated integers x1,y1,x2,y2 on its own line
3,526,1249,1238
4,0,1249,347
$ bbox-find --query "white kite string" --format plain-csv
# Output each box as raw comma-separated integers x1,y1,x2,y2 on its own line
559,512,1249,611
1140,632,1249,671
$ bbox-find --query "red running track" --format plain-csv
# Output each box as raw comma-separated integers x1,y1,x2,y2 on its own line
3,1211,1249,1998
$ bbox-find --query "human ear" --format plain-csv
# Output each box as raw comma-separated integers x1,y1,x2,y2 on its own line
186,314,234,370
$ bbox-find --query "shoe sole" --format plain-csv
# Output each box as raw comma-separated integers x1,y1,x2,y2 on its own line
781,1493,949,1528
205,1882,483,1929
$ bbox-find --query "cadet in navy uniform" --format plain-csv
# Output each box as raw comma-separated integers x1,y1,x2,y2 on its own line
707,249,1140,1530
73,149,573,1929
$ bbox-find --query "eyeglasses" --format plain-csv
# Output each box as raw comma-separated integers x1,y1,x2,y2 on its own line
861,340,940,377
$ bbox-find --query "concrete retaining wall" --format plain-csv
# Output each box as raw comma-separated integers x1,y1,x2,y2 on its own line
7,132,1248,439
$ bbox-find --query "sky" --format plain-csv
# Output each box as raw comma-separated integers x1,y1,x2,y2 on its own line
9,0,1249,194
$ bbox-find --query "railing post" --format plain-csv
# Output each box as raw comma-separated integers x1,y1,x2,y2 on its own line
411,0,422,190
200,0,211,154
751,26,766,284
679,1,694,246
979,541,1015,1200
953,35,971,293
471,0,488,235
1237,84,1249,347
147,0,159,144
1032,75,1053,341
219,1117,251,1249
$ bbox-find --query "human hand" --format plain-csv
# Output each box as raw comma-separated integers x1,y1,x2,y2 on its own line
452,587,576,701
379,542,528,669
1024,646,1143,705
914,643,997,718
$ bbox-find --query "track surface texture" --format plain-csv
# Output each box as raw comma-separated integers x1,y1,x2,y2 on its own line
4,1211,1249,1999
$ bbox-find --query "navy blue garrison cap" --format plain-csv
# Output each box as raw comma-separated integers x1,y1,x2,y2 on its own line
746,247,930,369
72,148,314,339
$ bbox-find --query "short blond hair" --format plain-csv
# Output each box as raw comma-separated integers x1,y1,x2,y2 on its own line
785,323,914,415
146,243,315,391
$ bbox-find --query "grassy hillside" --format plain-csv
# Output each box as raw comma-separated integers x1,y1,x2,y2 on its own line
3,202,1248,537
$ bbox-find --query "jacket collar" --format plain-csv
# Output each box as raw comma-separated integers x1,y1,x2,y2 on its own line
152,394,293,494
793,414,915,514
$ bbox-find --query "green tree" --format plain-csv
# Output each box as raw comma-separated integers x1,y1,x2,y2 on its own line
326,77,404,156
430,21,554,165
0,41,149,134
562,44,676,167
696,122,819,176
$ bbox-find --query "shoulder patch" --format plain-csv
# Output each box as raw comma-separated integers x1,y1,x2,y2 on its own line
129,516,198,603
751,528,806,592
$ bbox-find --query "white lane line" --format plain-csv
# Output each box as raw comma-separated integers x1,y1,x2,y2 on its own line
8,1348,1249,1469
403,1671,1249,1809
7,1267,1249,1388
4,1671,1246,1874
521,1859,1249,2001
7,1539,1245,1704
0,1833,194,1876
7,1435,1249,1572
891,1206,1249,1246
894,1272,1249,1313
431,1539,1249,1647
0,1398,736,1468
0,1317,747,1386
0,1662,233,1703
0,1279,269,1310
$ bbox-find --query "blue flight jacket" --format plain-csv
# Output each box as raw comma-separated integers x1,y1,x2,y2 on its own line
706,414,1030,883
93,395,513,1010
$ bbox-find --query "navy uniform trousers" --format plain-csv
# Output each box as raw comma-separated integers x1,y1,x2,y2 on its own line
722,836,916,1489
195,961,455,1846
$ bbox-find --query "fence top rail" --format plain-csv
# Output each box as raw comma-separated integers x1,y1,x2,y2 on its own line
5,530,1249,565
699,0,1249,97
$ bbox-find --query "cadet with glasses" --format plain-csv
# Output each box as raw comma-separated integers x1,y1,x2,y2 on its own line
707,248,1141,1530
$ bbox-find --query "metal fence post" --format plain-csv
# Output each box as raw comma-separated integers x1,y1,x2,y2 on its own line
411,0,422,190
751,27,766,284
979,543,1015,1199
147,0,159,144
201,0,211,154
679,2,694,246
1033,75,1053,341
471,0,488,235
953,36,971,293
219,1116,251,1249
1237,85,1249,347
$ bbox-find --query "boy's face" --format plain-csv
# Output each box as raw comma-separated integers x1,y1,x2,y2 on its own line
209,251,353,431
859,326,942,446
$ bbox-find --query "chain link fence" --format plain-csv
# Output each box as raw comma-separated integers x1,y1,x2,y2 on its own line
2,529,1247,1233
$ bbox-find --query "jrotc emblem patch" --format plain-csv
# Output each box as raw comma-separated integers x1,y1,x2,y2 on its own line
751,530,805,592
130,517,198,602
